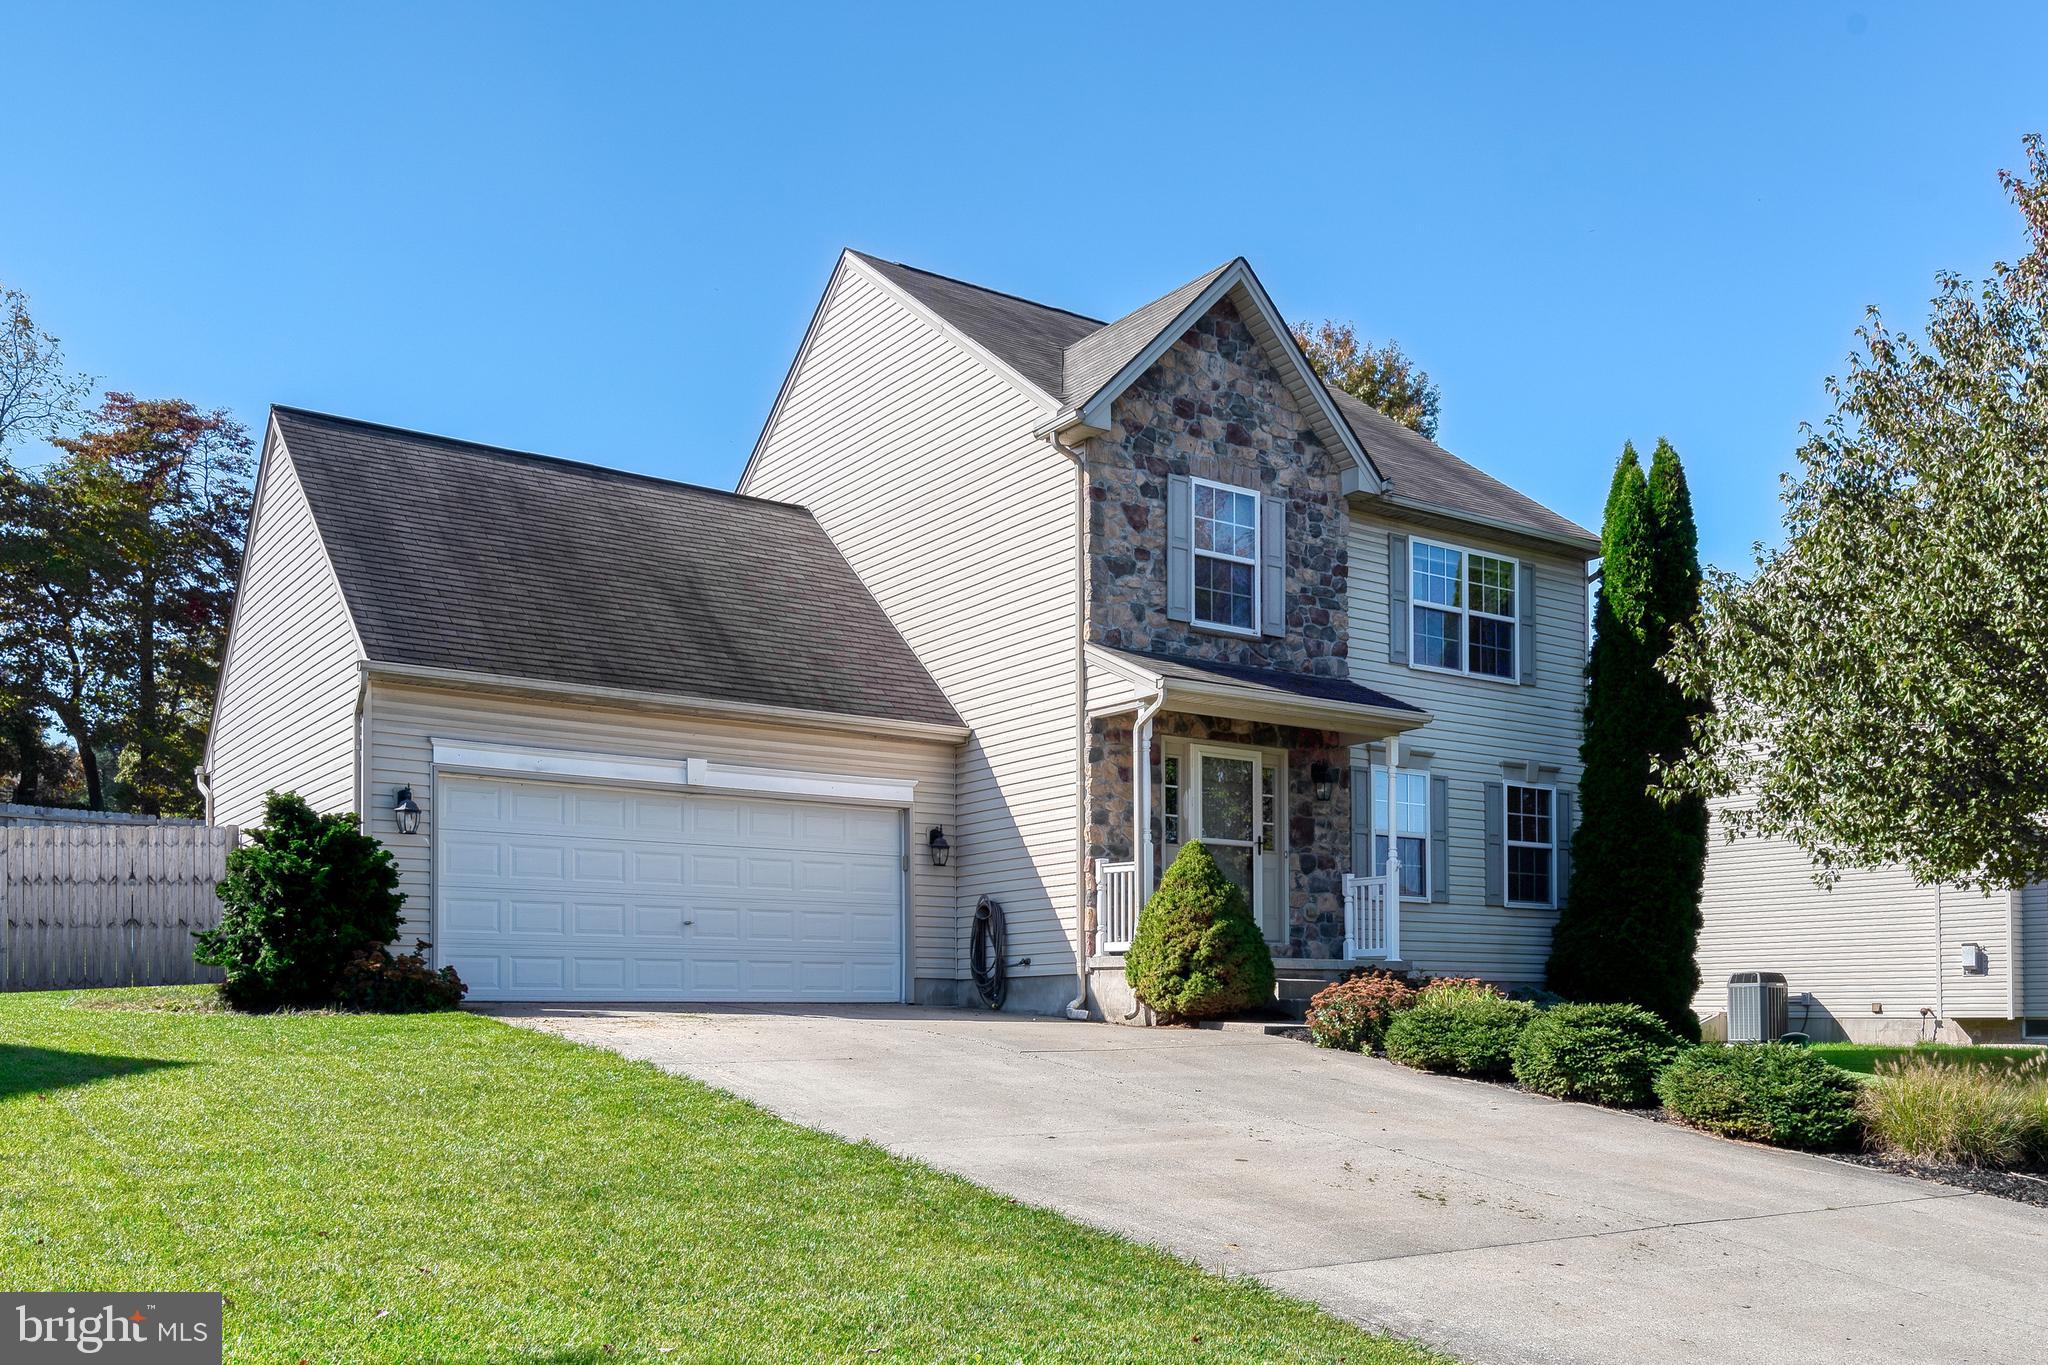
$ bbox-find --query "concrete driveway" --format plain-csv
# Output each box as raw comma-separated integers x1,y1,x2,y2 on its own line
489,1004,2048,1365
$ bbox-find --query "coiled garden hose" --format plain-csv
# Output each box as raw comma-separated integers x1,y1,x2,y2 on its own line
970,895,1007,1010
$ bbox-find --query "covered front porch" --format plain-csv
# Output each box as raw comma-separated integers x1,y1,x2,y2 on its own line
1082,647,1430,1016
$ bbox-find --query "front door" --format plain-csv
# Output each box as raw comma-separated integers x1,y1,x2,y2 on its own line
1187,744,1275,937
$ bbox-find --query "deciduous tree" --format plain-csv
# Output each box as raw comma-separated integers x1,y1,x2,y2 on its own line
1664,135,2048,893
1291,319,1442,438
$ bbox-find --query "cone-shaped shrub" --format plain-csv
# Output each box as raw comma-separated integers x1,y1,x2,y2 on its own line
1124,839,1274,1023
194,790,406,1011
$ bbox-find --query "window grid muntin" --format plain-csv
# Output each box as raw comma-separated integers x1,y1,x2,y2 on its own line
1505,782,1554,907
1162,755,1181,845
1370,766,1430,900
1410,536,1520,681
1192,478,1260,632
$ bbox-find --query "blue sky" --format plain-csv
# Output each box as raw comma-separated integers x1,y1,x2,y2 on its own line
4,2,2041,568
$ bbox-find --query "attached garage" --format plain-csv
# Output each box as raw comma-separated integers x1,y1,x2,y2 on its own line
435,768,908,1003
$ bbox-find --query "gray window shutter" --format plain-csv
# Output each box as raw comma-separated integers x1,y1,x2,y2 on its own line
1483,780,1506,907
1350,764,1373,876
1259,496,1286,637
1555,790,1575,908
1166,474,1193,623
1429,775,1450,903
1518,564,1537,685
1388,533,1409,664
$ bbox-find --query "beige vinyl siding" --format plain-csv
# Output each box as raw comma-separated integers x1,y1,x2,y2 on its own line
1693,803,2019,1033
741,262,1079,984
2024,884,2048,1020
1346,509,1589,981
206,437,364,828
364,681,957,976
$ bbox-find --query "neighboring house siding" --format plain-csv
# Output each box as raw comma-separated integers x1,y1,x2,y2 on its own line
206,439,363,828
1345,509,1589,982
1693,804,2020,1038
364,681,957,976
739,263,1080,990
2024,884,2048,1021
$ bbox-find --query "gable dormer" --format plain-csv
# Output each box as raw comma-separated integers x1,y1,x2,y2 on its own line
1077,286,1358,680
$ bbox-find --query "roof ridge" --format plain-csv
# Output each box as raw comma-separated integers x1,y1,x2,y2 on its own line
848,251,1106,327
271,406,806,511
1065,259,1236,349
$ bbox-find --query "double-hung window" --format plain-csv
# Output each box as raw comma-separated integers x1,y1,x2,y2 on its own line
1371,766,1429,900
1504,783,1555,907
1411,537,1518,680
1192,478,1259,633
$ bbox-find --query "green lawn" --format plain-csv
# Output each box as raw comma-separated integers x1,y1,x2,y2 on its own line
0,988,1444,1364
1810,1041,2047,1077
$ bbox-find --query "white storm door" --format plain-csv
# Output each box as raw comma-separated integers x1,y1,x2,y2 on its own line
1189,746,1264,929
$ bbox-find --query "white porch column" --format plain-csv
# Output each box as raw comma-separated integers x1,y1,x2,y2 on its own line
1381,733,1401,961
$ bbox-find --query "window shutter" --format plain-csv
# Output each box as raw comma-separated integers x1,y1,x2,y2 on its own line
1388,533,1409,664
1429,775,1450,903
1350,764,1373,877
1518,564,1537,685
1166,474,1193,623
1555,790,1575,908
1259,496,1286,637
1483,780,1505,907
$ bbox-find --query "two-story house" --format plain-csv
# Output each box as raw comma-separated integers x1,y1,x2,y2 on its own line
203,251,1598,1016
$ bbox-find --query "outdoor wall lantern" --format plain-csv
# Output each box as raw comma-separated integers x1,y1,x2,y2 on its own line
927,826,950,867
392,786,422,836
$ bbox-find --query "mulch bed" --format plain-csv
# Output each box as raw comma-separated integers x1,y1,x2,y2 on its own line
1282,1029,2048,1208
1828,1152,2048,1208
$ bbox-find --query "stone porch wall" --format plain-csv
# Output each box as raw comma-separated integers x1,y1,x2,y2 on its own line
1086,709,1353,959
1085,295,1349,675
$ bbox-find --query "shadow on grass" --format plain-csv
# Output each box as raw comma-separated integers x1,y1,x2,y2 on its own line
0,1042,188,1101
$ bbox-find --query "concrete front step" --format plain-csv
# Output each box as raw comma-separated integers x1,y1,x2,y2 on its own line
1194,1018,1303,1036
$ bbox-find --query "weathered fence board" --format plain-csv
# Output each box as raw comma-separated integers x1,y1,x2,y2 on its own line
0,823,236,990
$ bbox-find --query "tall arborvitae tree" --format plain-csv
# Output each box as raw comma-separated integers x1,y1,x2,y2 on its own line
1548,442,1703,1038
1645,439,1707,1009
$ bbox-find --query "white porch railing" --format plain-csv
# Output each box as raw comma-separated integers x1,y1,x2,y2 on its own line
1095,859,1140,954
1342,872,1400,960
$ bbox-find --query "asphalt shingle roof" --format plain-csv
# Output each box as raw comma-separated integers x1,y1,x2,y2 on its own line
852,252,1594,551
273,408,961,730
1105,647,1424,716
1323,389,1598,549
850,253,1101,398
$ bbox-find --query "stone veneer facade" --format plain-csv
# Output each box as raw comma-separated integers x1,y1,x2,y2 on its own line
1083,294,1358,958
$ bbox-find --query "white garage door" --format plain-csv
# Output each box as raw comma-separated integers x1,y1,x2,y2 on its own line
435,773,905,1002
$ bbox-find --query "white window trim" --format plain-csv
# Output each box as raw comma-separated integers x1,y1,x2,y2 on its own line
2022,1017,2048,1042
1370,764,1431,903
1191,475,1261,637
1504,780,1558,909
1409,535,1521,684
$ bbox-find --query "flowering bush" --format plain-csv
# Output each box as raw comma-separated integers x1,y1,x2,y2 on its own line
1305,970,1416,1052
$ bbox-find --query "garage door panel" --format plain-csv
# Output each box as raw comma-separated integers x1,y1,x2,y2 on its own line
439,774,903,1002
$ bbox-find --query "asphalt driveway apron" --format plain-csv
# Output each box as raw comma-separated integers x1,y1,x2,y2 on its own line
486,1004,2048,1365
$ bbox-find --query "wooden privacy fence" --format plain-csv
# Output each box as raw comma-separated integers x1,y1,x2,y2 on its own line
0,824,238,990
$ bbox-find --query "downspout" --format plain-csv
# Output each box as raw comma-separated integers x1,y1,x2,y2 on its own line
1048,431,1093,1020
1933,881,1946,1042
1134,681,1167,902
